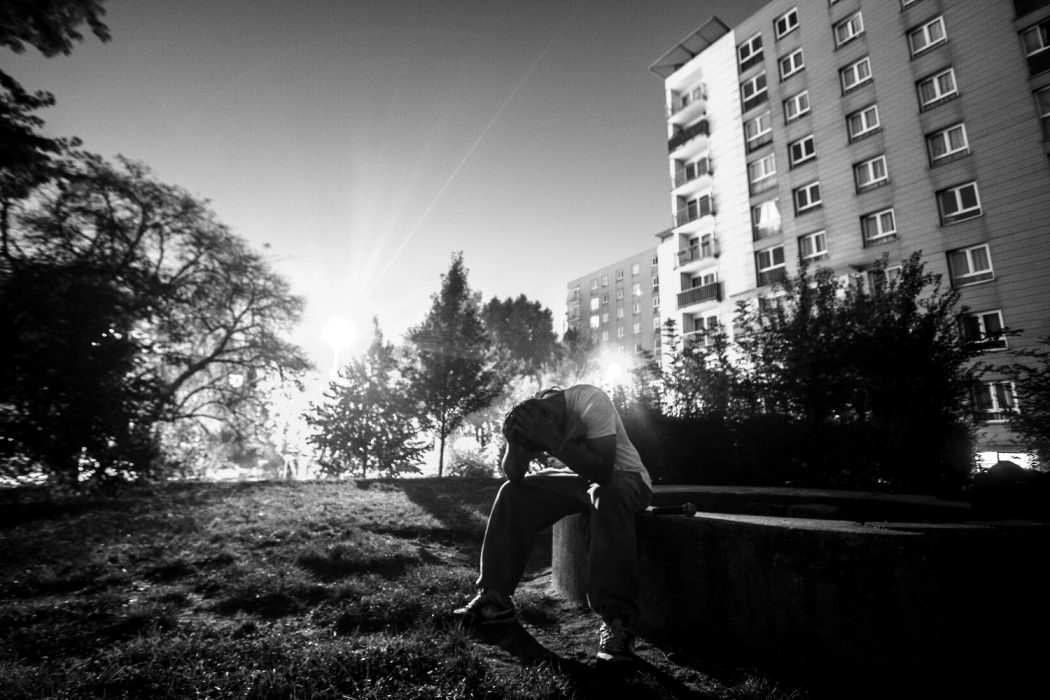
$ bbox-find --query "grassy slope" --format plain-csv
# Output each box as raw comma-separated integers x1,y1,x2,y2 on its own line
0,479,806,699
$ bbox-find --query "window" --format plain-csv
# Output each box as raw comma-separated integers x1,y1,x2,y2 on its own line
798,230,827,260
739,33,764,71
748,154,777,192
1021,20,1049,57
615,288,623,300
865,265,901,292
601,330,609,342
616,307,624,319
840,57,872,92
589,297,599,311
947,243,994,286
632,282,642,296
926,123,969,164
589,279,598,291
602,293,609,305
756,245,786,286
617,327,625,339
616,268,624,281
854,155,889,191
909,16,947,56
788,134,816,166
847,104,880,141
779,49,804,80
861,208,897,244
917,68,958,109
793,181,821,214
744,111,773,150
961,310,1007,351
1036,87,1050,139
834,12,864,47
602,311,610,323
751,199,782,240
633,322,641,335
652,275,659,290
653,296,660,309
775,8,799,38
741,73,769,111
601,274,608,287
784,90,810,122
974,381,1017,422
937,182,981,224
589,315,599,329
632,301,641,314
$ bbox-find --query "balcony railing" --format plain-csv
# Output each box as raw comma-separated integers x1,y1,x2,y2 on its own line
668,120,710,152
676,241,718,268
673,158,713,188
674,198,715,228
676,282,722,308
668,84,707,118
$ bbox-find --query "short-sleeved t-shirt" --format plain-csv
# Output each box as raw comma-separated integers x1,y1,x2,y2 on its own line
557,384,652,490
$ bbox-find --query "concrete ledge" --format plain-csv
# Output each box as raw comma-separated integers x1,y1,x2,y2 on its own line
552,487,1050,698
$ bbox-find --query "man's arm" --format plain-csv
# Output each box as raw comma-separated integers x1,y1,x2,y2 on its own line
549,434,615,485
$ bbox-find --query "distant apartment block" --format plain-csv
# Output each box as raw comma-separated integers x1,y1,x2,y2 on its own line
649,0,1050,452
566,247,662,363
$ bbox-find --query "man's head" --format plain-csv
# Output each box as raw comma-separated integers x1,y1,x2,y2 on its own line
501,388,567,453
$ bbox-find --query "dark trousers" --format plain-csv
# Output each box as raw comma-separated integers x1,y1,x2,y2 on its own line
476,469,651,626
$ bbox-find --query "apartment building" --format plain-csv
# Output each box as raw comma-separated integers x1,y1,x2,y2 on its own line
566,247,662,370
650,0,1050,453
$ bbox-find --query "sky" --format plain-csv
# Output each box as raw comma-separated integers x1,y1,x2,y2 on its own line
4,0,766,378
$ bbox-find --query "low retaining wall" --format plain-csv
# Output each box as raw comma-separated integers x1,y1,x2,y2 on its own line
551,486,1050,698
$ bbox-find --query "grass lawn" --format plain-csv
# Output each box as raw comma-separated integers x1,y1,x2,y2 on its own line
0,478,808,699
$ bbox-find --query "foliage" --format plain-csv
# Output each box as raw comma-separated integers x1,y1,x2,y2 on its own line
1,154,311,484
481,294,558,385
552,326,600,386
406,253,500,476
305,320,428,478
620,254,979,493
1002,338,1050,465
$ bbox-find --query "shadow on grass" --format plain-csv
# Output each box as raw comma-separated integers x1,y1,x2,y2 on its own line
297,546,418,582
212,581,330,619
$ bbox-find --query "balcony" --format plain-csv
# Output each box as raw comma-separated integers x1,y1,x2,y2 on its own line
673,158,713,191
674,197,715,228
676,240,719,270
676,282,722,309
668,84,707,126
668,120,710,153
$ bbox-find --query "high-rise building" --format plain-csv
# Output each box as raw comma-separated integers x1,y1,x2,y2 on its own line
566,247,662,375
650,0,1050,454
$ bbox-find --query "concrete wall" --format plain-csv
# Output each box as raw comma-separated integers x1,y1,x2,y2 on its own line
552,491,1050,698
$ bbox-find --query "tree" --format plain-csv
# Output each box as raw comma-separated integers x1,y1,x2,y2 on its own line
552,327,600,386
481,294,558,386
305,319,428,478
406,253,499,476
1,154,312,484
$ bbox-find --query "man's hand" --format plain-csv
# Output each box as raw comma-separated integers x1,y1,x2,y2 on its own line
510,400,566,453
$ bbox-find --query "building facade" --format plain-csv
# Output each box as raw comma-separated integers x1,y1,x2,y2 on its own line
650,0,1050,453
566,247,662,373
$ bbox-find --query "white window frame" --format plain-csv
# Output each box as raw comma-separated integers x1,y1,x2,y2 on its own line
847,105,880,141
840,57,872,93
784,90,810,122
974,381,1017,422
1037,86,1050,139
834,12,864,47
741,73,769,110
947,243,994,286
589,297,600,312
590,279,598,291
744,111,773,150
854,155,889,190
756,245,786,283
961,310,1007,351
917,67,958,109
738,33,764,70
632,301,641,314
633,322,641,335
861,208,897,244
616,268,624,281
748,153,777,189
615,288,623,300
601,330,609,342
632,263,640,275
793,181,822,214
927,123,969,164
798,230,827,260
937,181,982,224
775,8,799,39
617,327,625,339
909,16,947,56
779,48,804,80
1021,20,1049,57
788,134,816,166
616,307,624,319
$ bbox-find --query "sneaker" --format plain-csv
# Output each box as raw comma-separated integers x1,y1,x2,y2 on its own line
453,589,517,625
596,619,636,663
